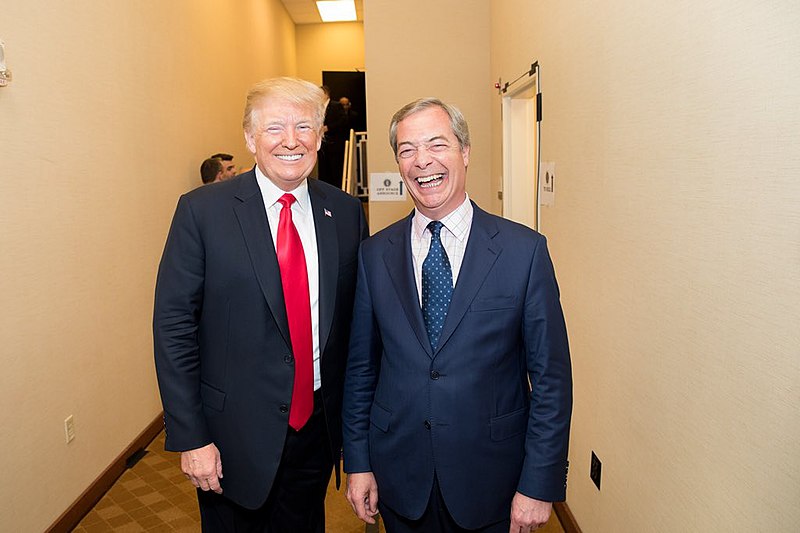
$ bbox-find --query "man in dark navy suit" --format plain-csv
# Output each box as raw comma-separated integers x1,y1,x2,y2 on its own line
154,77,368,532
343,98,572,532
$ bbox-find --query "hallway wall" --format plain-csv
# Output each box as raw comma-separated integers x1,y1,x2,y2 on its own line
0,1,295,530
363,0,493,233
295,21,364,87
489,1,800,531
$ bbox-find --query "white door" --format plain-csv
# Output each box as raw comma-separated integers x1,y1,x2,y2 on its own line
502,75,539,230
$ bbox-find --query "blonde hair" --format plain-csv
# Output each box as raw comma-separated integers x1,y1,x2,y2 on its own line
242,77,328,133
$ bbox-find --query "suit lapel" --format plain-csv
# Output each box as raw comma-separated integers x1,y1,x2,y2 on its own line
233,172,291,347
384,215,433,357
309,180,338,355
435,204,501,354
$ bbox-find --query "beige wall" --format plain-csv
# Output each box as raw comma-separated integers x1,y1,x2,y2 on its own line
489,1,800,531
295,21,364,86
0,1,295,530
363,0,493,232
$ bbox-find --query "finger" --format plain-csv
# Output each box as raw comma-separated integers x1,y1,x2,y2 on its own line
353,496,368,521
368,486,379,514
208,477,223,494
363,491,378,523
354,493,376,524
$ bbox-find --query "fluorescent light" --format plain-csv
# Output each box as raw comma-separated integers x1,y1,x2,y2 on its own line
316,0,356,22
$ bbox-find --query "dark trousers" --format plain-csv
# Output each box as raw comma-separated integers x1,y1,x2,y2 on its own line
197,391,333,533
378,476,510,533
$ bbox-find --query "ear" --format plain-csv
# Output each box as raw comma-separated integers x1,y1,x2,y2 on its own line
461,145,471,168
244,129,256,154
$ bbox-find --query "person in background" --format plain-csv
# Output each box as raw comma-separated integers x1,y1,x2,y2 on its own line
343,97,573,533
200,157,223,184
317,86,347,188
211,152,237,180
155,77,368,532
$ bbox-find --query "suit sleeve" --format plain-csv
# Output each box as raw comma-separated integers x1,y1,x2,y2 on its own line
153,195,212,452
518,235,573,501
342,244,382,473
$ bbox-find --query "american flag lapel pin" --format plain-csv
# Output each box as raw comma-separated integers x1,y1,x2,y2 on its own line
324,208,332,218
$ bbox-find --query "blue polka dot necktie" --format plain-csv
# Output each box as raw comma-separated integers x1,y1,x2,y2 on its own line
422,221,453,351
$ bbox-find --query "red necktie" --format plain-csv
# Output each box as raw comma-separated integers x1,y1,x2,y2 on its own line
276,193,313,430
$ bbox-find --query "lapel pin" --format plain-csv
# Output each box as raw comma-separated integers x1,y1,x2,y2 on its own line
324,208,332,218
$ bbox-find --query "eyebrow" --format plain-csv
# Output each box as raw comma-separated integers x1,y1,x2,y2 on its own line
398,135,450,147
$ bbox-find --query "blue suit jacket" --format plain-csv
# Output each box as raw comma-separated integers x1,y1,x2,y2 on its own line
153,171,368,509
342,203,572,529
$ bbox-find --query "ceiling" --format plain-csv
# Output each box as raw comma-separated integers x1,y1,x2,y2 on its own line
280,0,364,24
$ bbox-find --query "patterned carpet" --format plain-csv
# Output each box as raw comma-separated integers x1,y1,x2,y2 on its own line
72,431,563,532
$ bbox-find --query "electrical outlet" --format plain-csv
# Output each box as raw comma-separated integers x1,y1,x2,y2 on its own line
64,415,75,444
590,451,602,490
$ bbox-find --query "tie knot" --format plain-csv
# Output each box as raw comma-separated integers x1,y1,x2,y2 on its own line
278,193,296,209
428,221,444,240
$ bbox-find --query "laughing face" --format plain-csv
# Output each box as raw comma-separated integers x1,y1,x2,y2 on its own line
395,107,470,220
244,97,322,191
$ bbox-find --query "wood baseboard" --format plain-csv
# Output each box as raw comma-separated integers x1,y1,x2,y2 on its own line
554,501,583,533
46,412,164,533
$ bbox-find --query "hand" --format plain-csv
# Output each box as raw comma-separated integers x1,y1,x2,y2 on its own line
345,472,379,524
181,443,223,494
509,493,552,532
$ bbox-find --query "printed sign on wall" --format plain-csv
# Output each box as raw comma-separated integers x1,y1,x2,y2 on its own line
369,173,407,202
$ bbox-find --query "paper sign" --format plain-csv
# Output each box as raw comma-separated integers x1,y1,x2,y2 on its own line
369,173,406,202
539,162,555,207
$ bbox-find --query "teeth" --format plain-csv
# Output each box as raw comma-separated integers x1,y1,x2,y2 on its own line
277,154,302,161
416,174,444,188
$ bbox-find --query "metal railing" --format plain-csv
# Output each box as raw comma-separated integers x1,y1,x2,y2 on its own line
342,129,368,199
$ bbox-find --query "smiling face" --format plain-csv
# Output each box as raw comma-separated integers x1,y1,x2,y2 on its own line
244,97,322,191
395,106,470,220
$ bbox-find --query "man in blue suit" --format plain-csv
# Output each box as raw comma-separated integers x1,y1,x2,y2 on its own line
343,98,572,532
154,77,368,532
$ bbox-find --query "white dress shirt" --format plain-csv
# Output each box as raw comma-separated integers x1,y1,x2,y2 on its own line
255,168,322,390
410,194,474,305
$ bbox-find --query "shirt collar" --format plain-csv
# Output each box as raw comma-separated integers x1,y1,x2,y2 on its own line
255,165,311,212
412,194,472,242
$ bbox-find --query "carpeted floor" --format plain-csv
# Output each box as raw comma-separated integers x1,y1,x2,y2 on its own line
73,431,564,532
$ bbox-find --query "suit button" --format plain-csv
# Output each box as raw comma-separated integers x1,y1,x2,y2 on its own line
430,370,440,380
279,404,289,413
284,354,293,364
424,420,431,429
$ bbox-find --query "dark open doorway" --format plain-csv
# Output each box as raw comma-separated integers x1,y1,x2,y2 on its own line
322,71,366,131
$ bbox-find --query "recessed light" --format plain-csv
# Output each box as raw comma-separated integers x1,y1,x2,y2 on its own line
316,0,357,22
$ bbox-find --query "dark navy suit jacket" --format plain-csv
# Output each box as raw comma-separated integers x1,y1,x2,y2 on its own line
342,202,572,529
153,171,367,509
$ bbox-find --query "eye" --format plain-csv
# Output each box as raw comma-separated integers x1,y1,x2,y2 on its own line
297,124,312,132
398,148,417,159
430,143,448,152
266,126,283,134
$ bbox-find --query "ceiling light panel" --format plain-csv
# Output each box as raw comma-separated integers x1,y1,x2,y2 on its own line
316,0,357,22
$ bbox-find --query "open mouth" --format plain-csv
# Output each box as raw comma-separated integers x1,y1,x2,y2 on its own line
416,173,444,189
276,154,302,161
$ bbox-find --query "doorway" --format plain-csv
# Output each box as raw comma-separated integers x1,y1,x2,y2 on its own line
502,74,539,230
322,71,366,131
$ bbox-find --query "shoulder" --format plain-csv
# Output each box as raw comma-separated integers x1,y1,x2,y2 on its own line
472,202,545,246
361,216,411,251
310,179,363,209
182,172,248,204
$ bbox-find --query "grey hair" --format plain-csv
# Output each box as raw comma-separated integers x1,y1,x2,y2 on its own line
389,98,471,157
242,77,329,133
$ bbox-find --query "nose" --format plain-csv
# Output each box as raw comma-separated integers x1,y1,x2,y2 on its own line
414,146,434,168
282,129,298,149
